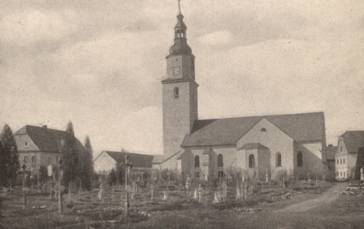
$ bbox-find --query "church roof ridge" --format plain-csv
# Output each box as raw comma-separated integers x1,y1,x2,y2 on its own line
196,111,325,122
182,111,326,147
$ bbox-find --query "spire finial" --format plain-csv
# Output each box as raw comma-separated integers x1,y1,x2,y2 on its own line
178,0,182,15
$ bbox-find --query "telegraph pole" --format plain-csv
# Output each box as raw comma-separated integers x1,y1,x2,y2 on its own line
122,152,132,221
58,159,63,214
22,164,27,209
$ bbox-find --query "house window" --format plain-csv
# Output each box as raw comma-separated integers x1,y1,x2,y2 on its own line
173,87,179,98
218,171,224,178
217,154,223,168
276,152,282,167
24,156,28,163
25,141,28,146
48,156,52,165
194,155,200,168
297,151,303,167
343,158,345,164
248,154,255,168
260,128,267,132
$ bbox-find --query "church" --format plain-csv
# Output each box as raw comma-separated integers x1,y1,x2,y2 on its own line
156,5,329,181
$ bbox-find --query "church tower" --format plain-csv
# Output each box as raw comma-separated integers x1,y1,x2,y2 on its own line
161,2,198,169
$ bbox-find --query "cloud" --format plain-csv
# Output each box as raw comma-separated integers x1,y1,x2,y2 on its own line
198,31,233,46
196,35,364,143
0,9,78,45
1,0,364,153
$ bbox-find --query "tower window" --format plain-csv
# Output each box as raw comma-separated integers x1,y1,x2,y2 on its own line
297,151,303,167
174,87,179,98
194,155,200,168
276,152,282,167
248,154,255,168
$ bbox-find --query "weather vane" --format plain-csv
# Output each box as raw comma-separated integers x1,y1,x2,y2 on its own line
178,0,182,14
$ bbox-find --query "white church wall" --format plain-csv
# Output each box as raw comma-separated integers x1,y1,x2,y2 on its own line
237,118,295,177
294,142,327,178
187,146,236,179
162,81,197,169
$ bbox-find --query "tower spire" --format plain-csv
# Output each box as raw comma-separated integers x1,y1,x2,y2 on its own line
178,0,182,15
168,0,192,56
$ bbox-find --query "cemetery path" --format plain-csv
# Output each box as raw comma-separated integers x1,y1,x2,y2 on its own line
276,183,346,213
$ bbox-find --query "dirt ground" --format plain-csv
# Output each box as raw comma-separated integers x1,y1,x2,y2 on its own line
1,182,364,229
276,182,346,213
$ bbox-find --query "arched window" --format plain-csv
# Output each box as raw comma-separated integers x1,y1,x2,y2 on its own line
173,87,179,98
297,151,303,167
276,152,282,167
194,155,200,168
248,154,255,168
217,154,223,168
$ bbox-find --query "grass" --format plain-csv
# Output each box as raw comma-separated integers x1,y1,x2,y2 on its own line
1,182,363,229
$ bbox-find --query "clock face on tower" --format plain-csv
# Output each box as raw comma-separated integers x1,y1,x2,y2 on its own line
173,66,181,76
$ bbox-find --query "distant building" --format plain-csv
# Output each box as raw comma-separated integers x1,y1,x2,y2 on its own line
354,147,364,180
159,5,329,181
335,131,364,180
324,144,337,179
94,151,154,174
14,125,87,174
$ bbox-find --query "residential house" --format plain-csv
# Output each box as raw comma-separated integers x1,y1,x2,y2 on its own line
335,131,364,180
94,151,154,175
14,125,87,175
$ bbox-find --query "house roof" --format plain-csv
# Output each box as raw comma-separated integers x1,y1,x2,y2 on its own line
341,131,364,153
238,143,269,150
152,150,183,164
15,125,86,153
100,151,154,168
182,112,325,147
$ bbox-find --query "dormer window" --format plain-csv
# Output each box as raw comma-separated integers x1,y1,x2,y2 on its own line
174,87,179,98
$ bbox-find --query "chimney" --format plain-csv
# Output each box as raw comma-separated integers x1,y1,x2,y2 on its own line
42,125,47,129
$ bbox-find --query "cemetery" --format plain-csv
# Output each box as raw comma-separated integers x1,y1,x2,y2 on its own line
3,166,364,229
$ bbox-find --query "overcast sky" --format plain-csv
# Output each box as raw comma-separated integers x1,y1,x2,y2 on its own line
0,0,363,155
